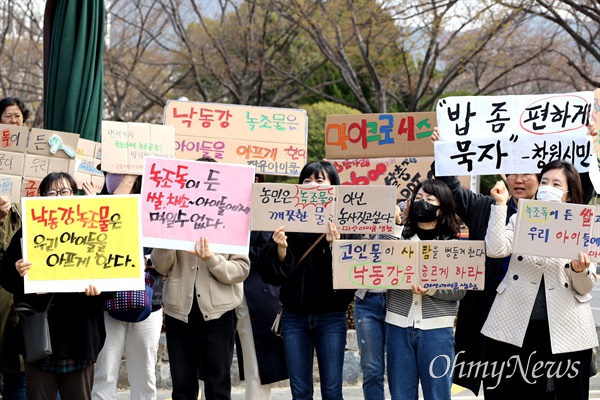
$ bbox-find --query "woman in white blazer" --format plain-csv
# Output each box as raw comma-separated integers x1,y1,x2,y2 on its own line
482,160,597,400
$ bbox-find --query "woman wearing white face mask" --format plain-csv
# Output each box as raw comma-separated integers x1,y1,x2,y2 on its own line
482,160,597,400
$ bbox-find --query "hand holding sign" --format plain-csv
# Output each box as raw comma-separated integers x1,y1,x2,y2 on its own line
188,237,215,261
16,259,31,277
0,196,11,220
412,284,429,295
430,127,441,143
273,226,288,261
491,181,509,206
84,284,101,296
326,221,340,245
571,251,591,273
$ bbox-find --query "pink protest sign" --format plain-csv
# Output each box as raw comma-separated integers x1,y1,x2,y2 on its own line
141,157,254,255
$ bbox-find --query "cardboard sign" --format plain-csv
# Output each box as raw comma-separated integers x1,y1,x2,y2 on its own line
435,92,593,176
141,157,254,254
22,128,79,199
332,239,485,290
22,195,144,293
0,124,31,202
0,124,28,152
325,112,435,159
164,100,308,176
251,183,397,233
72,139,104,194
330,156,472,200
513,199,600,261
101,121,176,175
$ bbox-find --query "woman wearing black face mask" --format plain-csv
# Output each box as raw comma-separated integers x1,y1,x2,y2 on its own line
386,179,465,400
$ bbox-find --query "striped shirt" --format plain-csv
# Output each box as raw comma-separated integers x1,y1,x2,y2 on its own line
385,233,465,330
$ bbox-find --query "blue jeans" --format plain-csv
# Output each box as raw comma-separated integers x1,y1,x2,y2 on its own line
387,324,454,400
281,309,347,400
354,293,386,400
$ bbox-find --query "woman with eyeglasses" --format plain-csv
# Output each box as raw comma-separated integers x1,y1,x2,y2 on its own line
0,97,30,400
385,179,465,400
0,97,29,126
0,172,110,400
482,160,597,399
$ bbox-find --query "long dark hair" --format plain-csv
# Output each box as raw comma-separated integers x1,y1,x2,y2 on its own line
539,160,583,204
0,97,30,122
298,160,340,185
39,172,78,196
402,179,460,239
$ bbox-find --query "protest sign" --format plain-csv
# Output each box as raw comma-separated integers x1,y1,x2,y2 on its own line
164,100,308,176
101,121,176,175
22,195,144,294
251,183,396,233
141,157,254,254
72,138,104,193
435,92,593,176
330,156,472,200
325,112,435,159
22,128,79,199
513,199,600,261
0,124,27,202
332,239,485,290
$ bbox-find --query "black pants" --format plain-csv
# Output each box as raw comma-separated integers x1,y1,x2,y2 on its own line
25,362,93,400
483,319,592,400
165,301,236,400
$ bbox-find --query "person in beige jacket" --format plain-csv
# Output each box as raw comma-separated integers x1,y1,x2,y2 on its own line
482,160,597,400
152,237,250,400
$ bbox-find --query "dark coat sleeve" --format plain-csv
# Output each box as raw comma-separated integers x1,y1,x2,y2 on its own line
431,162,494,235
0,228,24,295
257,237,295,287
249,231,272,270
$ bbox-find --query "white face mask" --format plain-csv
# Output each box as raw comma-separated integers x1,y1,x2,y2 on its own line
536,185,565,202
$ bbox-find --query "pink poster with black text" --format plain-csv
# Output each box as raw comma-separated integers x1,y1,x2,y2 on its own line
141,156,254,255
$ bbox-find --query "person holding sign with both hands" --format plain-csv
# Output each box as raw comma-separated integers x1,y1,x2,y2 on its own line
385,179,465,400
482,160,597,399
0,172,108,400
259,161,355,400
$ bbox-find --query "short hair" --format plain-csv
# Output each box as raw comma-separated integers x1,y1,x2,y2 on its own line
539,160,583,204
298,160,340,185
0,97,30,122
39,172,78,196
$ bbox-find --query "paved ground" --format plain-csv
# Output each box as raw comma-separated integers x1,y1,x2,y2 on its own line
117,374,600,399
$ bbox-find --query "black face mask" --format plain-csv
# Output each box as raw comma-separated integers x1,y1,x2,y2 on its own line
409,199,440,223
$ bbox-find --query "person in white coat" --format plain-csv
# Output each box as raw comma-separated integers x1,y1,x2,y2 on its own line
483,160,597,399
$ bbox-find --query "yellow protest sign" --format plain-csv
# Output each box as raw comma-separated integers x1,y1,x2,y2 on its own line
22,195,144,293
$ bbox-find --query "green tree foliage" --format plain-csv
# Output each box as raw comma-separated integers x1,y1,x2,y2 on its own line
303,101,361,163
267,101,360,183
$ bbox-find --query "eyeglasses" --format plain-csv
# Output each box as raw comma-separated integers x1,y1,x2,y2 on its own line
506,174,533,182
1,113,23,121
44,188,73,197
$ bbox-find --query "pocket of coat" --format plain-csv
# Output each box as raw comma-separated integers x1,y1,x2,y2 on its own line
496,281,508,294
208,279,236,308
574,293,593,303
164,278,181,308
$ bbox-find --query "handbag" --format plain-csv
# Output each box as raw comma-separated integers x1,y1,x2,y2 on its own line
271,233,326,337
105,271,155,323
14,294,55,363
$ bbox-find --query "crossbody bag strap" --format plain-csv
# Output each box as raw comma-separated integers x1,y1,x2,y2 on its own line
292,233,326,273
